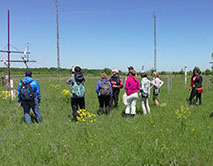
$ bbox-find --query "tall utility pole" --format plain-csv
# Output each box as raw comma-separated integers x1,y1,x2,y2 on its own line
55,0,60,81
153,12,157,72
8,10,11,90
210,49,213,73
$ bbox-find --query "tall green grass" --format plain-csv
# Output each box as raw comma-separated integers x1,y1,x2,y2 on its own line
0,77,212,166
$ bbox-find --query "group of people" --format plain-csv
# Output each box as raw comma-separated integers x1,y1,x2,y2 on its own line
66,66,164,120
16,66,212,124
122,67,164,117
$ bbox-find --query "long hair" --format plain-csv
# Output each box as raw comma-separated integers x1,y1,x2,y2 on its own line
129,69,138,82
153,72,159,78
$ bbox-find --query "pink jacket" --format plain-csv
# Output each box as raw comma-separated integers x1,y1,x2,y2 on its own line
125,75,140,95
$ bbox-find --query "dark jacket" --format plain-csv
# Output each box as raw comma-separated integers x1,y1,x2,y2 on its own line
194,75,202,88
109,74,123,88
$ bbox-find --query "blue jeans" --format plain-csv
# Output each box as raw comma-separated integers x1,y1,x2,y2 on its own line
22,98,42,124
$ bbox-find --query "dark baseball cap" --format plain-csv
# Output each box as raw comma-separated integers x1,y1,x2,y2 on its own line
128,66,134,70
25,70,32,76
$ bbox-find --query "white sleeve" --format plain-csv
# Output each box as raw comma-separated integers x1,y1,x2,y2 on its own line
141,80,144,91
158,79,164,88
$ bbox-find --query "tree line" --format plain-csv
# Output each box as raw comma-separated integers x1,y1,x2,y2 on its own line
0,67,212,76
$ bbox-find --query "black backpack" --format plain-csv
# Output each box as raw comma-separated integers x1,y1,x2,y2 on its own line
19,81,34,101
100,80,111,96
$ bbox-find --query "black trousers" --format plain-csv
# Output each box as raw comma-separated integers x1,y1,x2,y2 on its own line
71,97,85,120
189,88,197,104
189,88,202,105
196,93,202,105
109,88,120,108
98,95,111,114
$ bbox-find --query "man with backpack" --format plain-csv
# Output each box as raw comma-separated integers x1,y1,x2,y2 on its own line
96,73,112,115
109,69,123,109
17,70,42,124
67,66,85,121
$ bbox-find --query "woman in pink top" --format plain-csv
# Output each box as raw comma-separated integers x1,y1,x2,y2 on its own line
124,69,140,117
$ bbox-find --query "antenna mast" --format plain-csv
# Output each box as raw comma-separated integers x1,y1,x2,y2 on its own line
153,12,157,72
0,10,36,92
55,0,60,81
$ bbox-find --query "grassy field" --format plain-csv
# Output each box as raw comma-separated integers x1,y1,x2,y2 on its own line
0,76,212,166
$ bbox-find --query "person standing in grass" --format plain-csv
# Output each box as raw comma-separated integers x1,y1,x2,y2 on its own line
140,73,156,115
124,69,140,117
189,68,199,104
109,69,123,109
191,70,203,105
67,66,85,121
96,73,112,115
152,72,164,107
195,70,203,105
17,70,42,124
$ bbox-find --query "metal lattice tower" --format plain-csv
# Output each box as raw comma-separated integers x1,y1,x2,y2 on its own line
153,12,157,72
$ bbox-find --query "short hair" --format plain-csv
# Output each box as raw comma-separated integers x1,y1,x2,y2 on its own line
101,73,108,79
141,73,147,78
25,70,32,77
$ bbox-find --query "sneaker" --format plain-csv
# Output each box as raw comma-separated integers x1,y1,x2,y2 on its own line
125,114,130,118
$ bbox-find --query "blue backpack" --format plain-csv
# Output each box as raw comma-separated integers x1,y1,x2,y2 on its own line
71,78,85,98
19,81,34,101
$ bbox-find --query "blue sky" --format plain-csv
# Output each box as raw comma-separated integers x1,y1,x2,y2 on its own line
0,0,213,72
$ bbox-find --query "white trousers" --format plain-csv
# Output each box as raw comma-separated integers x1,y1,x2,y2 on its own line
141,97,150,115
125,92,138,115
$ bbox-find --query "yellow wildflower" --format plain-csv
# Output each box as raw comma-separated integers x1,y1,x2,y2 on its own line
192,128,195,132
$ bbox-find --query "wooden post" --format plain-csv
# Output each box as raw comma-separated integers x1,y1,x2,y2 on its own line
206,77,210,92
168,77,172,92
184,66,187,85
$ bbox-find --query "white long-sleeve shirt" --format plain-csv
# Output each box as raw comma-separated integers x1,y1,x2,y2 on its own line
152,77,164,89
140,77,156,96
